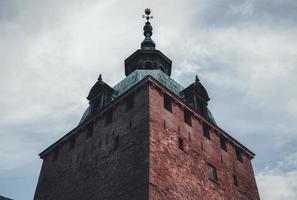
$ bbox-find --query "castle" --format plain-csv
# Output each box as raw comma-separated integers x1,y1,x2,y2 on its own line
34,9,260,200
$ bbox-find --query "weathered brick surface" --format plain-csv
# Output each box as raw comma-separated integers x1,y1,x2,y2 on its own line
34,78,260,200
34,85,150,200
148,84,260,200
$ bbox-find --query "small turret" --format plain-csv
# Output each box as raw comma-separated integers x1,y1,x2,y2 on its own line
87,74,114,116
181,75,210,119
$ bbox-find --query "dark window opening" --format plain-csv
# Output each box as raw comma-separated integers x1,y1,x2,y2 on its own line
86,124,93,138
144,60,153,69
76,154,80,163
233,174,239,187
105,110,113,125
220,135,227,151
208,163,218,182
98,140,102,149
52,149,59,162
188,132,192,142
184,109,192,126
178,137,184,151
203,123,210,139
160,65,165,72
69,136,76,150
198,101,204,115
236,148,243,162
69,158,72,168
126,94,134,111
82,150,86,160
129,120,132,129
106,134,109,145
114,135,119,150
164,94,172,112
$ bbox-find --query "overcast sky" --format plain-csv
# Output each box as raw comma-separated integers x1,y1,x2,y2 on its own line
0,0,297,199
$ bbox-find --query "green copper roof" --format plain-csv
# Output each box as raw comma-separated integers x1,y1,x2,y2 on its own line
113,70,184,98
79,70,216,125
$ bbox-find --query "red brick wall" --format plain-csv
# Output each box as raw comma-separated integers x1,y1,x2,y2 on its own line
34,79,260,200
34,85,150,200
148,84,260,200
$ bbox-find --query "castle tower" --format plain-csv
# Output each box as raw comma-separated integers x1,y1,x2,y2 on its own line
34,9,260,200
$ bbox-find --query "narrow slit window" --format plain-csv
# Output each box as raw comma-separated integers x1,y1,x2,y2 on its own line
52,149,59,162
86,124,93,138
236,147,243,162
184,109,192,126
114,135,119,150
233,174,239,187
98,140,102,149
126,94,134,111
69,136,76,150
208,163,218,182
220,135,227,151
164,94,172,112
105,110,113,125
178,137,184,151
203,123,210,139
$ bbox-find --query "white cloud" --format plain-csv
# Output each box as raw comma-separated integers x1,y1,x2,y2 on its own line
256,152,297,200
257,171,297,200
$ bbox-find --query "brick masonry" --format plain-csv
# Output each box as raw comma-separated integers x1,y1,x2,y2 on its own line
34,85,150,200
34,78,260,200
148,82,260,200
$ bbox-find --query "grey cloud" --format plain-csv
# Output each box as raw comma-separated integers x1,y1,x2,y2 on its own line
194,0,297,28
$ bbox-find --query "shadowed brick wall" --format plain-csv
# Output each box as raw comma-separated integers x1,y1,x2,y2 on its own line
34,85,150,200
34,79,260,200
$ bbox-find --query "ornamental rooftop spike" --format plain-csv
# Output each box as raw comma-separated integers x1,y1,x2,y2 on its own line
124,8,172,76
195,75,200,82
141,8,155,50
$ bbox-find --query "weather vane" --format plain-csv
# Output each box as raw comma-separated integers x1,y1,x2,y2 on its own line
142,8,153,21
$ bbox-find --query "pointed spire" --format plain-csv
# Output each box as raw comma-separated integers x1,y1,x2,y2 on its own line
98,74,102,81
195,75,200,83
141,8,155,50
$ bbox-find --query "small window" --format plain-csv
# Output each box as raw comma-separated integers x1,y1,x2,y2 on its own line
208,163,218,182
178,137,184,151
69,136,76,150
86,124,93,138
233,174,239,187
126,94,134,111
105,134,109,145
203,123,210,139
52,149,59,162
236,147,243,162
105,110,113,125
184,109,192,126
220,135,227,151
98,140,102,149
164,94,172,112
129,120,132,129
114,135,119,150
76,154,80,163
